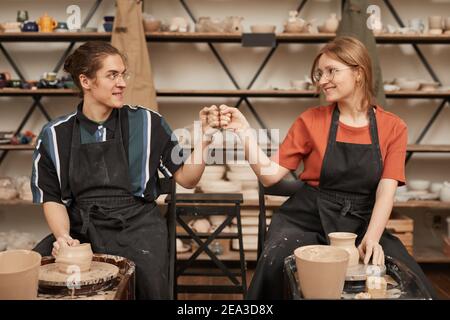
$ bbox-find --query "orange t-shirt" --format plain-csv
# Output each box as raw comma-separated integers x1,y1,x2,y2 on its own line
273,105,407,187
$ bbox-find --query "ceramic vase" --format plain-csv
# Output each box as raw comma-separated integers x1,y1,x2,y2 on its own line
328,232,360,267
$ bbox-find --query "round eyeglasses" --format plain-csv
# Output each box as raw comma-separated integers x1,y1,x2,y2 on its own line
312,66,354,83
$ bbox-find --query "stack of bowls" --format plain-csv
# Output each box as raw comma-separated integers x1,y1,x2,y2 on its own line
227,162,258,199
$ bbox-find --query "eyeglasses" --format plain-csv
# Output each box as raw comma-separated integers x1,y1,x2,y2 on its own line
105,71,131,82
312,66,354,83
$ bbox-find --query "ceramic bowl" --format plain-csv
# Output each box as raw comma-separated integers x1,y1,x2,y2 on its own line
284,22,305,33
143,19,161,32
209,215,227,226
430,182,443,194
204,165,226,174
407,179,430,191
104,16,115,22
290,79,310,90
250,24,276,33
428,28,443,35
420,82,440,92
396,79,420,91
56,243,93,274
383,84,400,92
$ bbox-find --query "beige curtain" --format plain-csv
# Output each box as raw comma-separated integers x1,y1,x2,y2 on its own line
111,0,158,111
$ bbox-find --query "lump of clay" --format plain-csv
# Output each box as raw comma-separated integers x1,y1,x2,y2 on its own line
366,275,387,299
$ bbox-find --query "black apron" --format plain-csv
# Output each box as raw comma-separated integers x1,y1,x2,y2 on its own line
247,105,437,299
34,110,169,300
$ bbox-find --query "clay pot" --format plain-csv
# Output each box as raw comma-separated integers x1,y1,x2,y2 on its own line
322,13,339,33
56,243,93,274
428,16,442,30
328,232,360,267
294,245,349,299
439,182,450,202
284,20,306,33
0,250,41,299
143,19,161,32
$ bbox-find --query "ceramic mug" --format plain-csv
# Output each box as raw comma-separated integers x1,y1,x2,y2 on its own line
42,72,57,81
55,22,68,30
409,18,425,33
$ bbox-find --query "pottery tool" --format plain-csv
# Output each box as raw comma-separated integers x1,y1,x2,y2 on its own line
38,261,119,295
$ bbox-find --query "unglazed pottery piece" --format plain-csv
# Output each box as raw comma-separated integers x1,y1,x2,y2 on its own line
440,182,450,202
328,232,360,267
56,243,93,274
0,250,41,300
294,245,349,299
39,261,119,288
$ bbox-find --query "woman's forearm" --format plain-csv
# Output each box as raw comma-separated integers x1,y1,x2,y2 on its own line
364,179,398,242
43,202,71,239
238,129,288,187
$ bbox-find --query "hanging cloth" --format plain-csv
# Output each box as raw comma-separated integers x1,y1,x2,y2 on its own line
335,0,387,107
111,0,158,111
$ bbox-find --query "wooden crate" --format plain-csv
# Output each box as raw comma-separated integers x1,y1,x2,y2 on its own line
387,212,414,255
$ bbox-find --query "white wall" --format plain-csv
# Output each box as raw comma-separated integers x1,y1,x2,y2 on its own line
0,0,449,239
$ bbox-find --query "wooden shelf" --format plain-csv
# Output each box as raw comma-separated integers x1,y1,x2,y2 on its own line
1,32,450,44
0,199,34,205
0,88,78,96
0,144,34,150
414,246,450,263
394,201,450,209
407,144,450,153
1,88,449,99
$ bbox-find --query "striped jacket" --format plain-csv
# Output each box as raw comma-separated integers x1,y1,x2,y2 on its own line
31,104,184,206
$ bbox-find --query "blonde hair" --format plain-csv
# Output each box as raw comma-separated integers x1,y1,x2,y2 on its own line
310,36,374,109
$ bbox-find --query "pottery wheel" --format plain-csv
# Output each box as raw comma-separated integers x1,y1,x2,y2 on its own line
345,263,386,281
39,261,119,287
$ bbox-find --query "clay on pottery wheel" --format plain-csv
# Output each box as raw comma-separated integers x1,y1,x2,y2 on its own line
56,243,93,274
328,232,360,267
0,250,42,300
294,245,349,299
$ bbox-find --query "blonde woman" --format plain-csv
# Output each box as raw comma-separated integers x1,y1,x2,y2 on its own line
213,37,437,299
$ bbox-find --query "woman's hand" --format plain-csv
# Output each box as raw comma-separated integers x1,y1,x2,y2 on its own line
358,237,385,266
52,234,80,257
218,105,250,134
